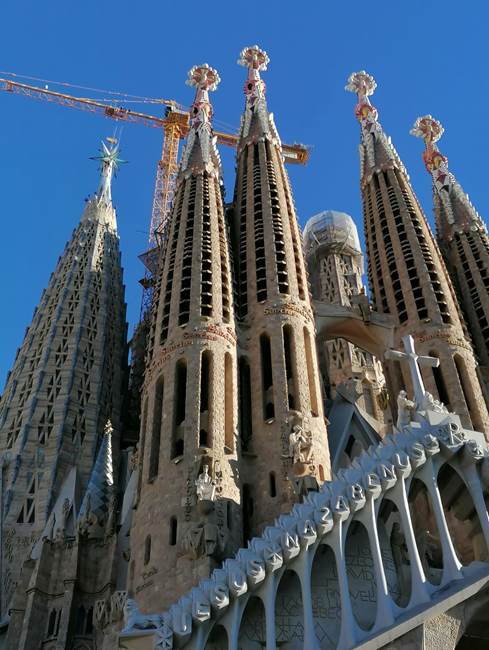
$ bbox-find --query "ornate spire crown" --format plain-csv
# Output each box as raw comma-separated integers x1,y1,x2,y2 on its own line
410,115,448,177
411,115,483,229
345,70,378,126
237,45,269,106
186,64,220,132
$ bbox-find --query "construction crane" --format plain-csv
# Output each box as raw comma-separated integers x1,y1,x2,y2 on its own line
0,74,310,315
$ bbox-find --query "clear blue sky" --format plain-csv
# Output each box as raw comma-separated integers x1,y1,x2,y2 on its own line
1,1,488,388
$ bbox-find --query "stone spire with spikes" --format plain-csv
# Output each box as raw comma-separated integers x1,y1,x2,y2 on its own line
412,115,489,377
78,420,115,538
0,140,127,616
346,71,489,434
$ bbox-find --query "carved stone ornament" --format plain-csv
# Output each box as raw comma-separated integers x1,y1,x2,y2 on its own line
110,590,128,622
182,520,228,560
94,599,109,630
78,493,97,536
122,598,165,632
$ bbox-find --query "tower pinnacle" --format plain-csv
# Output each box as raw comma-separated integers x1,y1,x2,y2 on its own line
91,138,124,205
186,63,220,129
237,45,279,144
238,45,269,106
345,70,378,126
411,115,450,191
411,115,483,228
345,70,405,178
180,64,221,174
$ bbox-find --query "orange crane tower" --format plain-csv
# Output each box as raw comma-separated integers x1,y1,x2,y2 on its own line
0,75,310,313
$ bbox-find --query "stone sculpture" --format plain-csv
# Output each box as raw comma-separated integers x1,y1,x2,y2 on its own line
288,422,313,464
195,465,216,502
396,390,415,429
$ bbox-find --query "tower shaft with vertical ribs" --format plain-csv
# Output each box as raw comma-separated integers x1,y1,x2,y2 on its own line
346,71,489,434
130,65,241,612
233,47,330,537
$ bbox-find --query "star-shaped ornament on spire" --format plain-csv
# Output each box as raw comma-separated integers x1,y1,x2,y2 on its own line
91,138,126,204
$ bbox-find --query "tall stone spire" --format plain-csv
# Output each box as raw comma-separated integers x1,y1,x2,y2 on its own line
232,46,330,538
130,65,240,611
412,115,489,384
346,71,489,434
0,139,127,616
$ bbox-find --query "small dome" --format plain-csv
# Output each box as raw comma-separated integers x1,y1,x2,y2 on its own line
303,210,361,255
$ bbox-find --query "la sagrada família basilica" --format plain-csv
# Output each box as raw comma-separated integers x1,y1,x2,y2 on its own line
2,47,489,649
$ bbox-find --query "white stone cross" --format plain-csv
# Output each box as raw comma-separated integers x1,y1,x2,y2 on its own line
385,335,439,407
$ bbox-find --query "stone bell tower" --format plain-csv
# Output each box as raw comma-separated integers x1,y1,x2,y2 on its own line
129,65,240,611
232,46,330,538
412,115,489,401
346,71,489,434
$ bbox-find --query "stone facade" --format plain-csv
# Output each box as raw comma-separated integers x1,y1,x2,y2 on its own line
346,71,489,435
119,346,489,649
4,54,489,650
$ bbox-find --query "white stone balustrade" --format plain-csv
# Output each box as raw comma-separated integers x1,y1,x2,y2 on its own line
119,404,489,649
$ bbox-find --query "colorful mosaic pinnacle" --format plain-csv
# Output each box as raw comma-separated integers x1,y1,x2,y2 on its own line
237,45,270,71
345,69,377,99
186,64,219,129
238,45,269,103
411,114,445,145
186,63,220,92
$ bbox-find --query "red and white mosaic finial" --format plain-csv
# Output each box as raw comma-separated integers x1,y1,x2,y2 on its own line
345,70,379,127
238,45,269,104
411,115,444,146
411,115,449,183
180,64,221,175
186,64,220,130
345,70,377,101
411,115,483,231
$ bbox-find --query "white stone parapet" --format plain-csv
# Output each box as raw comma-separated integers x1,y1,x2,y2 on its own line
119,402,489,649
